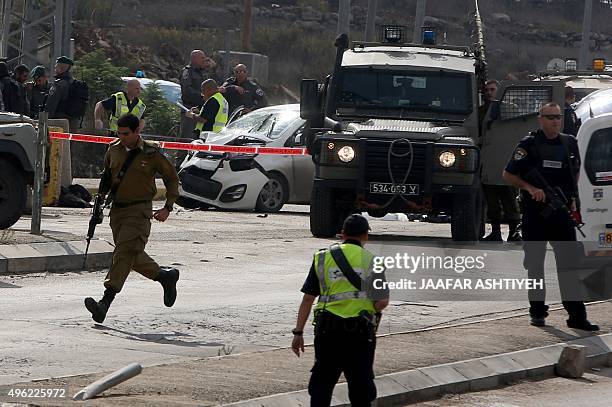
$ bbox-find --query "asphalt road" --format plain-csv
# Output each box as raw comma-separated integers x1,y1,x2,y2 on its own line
0,205,563,385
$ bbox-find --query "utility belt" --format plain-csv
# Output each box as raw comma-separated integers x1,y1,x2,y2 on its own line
112,200,150,208
314,310,378,337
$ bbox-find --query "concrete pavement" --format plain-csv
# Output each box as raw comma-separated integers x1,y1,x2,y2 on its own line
1,205,610,406
412,366,612,406
3,301,611,406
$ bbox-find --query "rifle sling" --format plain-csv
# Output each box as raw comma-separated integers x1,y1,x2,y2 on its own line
329,244,362,291
106,148,140,204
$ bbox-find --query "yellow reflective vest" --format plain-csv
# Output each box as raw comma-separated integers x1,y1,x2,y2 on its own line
195,92,229,133
109,92,146,131
314,243,376,319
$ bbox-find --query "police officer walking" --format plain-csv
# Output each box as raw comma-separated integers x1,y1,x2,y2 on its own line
94,79,146,134
220,64,267,115
179,50,213,139
503,102,598,331
292,214,389,406
185,79,229,135
85,113,181,323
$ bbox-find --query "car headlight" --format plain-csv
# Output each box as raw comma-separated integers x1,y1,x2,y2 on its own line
337,146,355,163
438,151,456,168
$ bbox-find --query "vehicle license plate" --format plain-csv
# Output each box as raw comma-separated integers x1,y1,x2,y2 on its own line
369,183,419,195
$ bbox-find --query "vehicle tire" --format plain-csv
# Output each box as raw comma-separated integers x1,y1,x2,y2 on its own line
310,183,342,238
255,173,288,213
0,159,27,229
176,196,210,210
451,188,483,242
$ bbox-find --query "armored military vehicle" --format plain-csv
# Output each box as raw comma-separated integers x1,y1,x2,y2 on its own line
299,21,569,241
0,112,37,229
300,25,489,241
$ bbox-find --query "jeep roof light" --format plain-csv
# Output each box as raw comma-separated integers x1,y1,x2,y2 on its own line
380,25,406,43
565,58,578,72
593,58,606,72
421,27,436,46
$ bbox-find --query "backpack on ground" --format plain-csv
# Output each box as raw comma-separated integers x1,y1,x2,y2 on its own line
64,79,89,118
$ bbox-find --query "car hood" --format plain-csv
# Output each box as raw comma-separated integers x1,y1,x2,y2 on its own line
204,130,273,146
345,118,468,141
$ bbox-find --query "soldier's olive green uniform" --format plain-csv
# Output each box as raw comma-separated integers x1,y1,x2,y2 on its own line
103,138,179,292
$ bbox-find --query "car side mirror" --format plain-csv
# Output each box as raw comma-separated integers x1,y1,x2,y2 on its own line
300,79,321,121
489,101,500,121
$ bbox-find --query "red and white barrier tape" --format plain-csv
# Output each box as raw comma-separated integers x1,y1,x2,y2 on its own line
49,132,309,156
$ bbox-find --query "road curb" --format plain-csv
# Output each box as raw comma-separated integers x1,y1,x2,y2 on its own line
0,240,114,274
224,333,612,407
74,178,167,201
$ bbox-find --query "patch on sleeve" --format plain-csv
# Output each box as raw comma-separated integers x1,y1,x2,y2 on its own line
513,147,527,161
255,88,264,97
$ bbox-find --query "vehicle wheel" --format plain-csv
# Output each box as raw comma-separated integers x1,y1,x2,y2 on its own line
255,173,288,213
0,160,27,229
310,183,342,238
176,196,210,210
451,188,483,242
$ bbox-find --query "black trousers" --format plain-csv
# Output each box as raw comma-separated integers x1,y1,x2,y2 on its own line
308,321,376,407
522,207,586,320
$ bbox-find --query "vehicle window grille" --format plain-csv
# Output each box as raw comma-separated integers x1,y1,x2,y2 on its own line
499,87,552,120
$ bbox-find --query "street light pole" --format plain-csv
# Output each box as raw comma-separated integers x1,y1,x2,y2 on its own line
413,0,427,44
579,0,593,70
31,112,48,235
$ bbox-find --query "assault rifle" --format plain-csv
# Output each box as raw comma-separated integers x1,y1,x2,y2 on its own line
83,169,111,268
525,168,586,238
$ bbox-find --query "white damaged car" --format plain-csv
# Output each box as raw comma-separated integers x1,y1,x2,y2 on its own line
177,104,313,212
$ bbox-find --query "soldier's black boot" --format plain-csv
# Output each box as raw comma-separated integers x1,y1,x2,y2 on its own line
84,288,116,323
483,223,502,242
155,267,180,307
507,221,522,242
567,319,599,331
529,304,549,327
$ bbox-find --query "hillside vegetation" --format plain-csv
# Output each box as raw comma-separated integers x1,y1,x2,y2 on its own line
74,0,612,89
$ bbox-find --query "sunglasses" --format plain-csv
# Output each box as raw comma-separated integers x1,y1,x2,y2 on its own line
541,114,562,120
234,70,246,73
117,131,132,136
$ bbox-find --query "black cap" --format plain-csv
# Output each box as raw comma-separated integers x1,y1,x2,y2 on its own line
56,56,74,66
342,214,370,236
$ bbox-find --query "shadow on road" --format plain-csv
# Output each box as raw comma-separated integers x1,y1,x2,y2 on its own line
93,325,225,348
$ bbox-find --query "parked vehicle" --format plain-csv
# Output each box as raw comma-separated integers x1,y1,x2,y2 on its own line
120,77,181,104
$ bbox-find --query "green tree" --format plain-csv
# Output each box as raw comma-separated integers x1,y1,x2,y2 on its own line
72,49,130,133
140,83,180,137
70,50,129,176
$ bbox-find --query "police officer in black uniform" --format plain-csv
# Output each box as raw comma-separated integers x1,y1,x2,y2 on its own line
46,56,79,132
179,50,212,139
220,64,267,115
503,102,598,331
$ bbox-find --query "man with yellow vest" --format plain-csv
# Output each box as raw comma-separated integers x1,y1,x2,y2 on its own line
94,79,146,134
185,78,229,136
292,214,389,406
